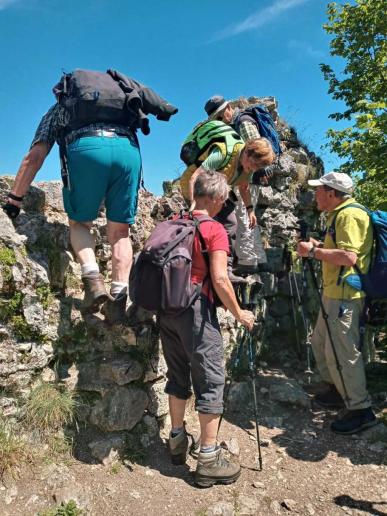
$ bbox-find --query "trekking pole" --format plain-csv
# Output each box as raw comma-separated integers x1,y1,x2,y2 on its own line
284,248,302,356
247,330,263,471
291,259,313,382
299,221,350,404
217,326,245,434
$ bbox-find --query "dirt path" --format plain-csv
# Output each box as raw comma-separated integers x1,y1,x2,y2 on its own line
2,390,387,516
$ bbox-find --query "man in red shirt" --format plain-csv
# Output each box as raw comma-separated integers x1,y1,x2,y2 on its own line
159,171,255,488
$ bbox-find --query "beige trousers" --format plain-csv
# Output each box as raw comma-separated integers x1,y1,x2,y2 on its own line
311,296,371,410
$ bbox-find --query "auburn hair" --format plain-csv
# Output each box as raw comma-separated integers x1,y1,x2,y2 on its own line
244,138,276,168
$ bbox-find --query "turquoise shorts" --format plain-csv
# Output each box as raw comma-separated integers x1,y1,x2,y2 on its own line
63,135,142,224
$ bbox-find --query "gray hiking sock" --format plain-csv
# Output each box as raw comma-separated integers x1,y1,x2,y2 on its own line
200,444,216,453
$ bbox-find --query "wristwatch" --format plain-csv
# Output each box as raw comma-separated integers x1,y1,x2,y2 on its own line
308,246,316,259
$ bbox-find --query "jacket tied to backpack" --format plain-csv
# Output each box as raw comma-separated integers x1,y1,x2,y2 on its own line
179,141,244,201
53,69,178,136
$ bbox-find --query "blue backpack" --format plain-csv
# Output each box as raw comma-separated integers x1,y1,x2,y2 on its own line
329,203,387,300
232,104,281,155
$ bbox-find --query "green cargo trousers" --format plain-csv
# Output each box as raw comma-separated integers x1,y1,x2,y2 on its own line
311,295,372,410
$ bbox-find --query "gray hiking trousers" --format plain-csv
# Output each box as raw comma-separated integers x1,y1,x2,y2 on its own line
159,295,225,414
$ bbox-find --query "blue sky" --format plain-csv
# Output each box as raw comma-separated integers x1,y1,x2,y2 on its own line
0,0,346,195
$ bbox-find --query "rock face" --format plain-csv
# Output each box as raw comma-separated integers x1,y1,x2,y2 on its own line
0,96,321,445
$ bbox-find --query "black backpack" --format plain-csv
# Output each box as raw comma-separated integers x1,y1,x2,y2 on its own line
53,69,138,131
129,214,212,314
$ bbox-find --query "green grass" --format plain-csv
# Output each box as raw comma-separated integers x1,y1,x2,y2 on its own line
24,383,78,434
0,416,33,480
0,246,16,266
38,500,83,516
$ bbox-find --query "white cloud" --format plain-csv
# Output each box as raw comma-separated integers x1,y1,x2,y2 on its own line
288,39,325,58
212,0,311,41
0,0,21,9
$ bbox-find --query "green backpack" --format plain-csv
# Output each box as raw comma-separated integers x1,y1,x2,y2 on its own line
180,120,242,167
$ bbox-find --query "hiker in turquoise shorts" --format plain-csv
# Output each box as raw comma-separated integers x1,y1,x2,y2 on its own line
3,69,177,324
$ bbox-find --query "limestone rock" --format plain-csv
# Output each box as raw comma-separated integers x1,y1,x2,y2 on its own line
77,355,143,392
269,378,310,408
88,434,126,465
147,380,169,417
207,501,234,516
90,386,148,431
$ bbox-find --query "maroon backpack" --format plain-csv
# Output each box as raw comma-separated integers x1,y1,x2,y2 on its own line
129,214,212,314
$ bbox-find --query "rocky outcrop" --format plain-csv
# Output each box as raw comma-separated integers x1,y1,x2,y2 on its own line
0,96,322,449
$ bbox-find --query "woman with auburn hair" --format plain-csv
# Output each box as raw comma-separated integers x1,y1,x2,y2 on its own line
179,136,275,281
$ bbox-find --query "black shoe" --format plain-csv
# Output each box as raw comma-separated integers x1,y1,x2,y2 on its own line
331,408,378,435
314,385,345,409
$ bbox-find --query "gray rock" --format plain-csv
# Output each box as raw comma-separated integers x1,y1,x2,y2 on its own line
90,386,148,431
264,416,283,428
88,434,126,465
269,378,310,408
270,500,282,514
358,422,387,442
282,498,297,511
147,380,169,417
238,496,260,515
143,341,167,382
142,414,159,437
227,382,251,412
207,501,234,516
53,483,90,512
77,355,143,392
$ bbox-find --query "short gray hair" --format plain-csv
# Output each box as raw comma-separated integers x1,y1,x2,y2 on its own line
194,171,229,202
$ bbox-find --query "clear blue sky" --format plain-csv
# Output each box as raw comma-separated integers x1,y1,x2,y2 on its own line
0,0,346,195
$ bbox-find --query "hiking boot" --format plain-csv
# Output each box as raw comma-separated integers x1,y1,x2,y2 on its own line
168,427,201,465
81,272,110,312
194,447,241,488
330,408,378,435
169,430,189,465
102,293,128,324
314,384,345,409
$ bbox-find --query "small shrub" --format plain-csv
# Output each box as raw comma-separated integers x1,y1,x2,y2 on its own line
38,500,83,516
36,285,55,310
0,416,32,480
24,383,77,434
0,246,16,266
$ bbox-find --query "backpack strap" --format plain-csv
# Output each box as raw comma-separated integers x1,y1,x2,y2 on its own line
329,202,370,286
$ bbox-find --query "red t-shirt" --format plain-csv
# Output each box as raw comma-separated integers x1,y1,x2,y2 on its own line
175,211,229,300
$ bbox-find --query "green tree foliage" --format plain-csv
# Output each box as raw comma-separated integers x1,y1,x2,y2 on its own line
321,0,387,209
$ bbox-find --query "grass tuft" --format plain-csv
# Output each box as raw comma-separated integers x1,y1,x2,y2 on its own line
38,500,83,516
0,416,33,480
24,383,78,434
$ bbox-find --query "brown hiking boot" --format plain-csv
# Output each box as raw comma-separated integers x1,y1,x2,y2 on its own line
168,425,201,465
102,293,128,324
194,448,241,488
81,272,110,312
168,431,189,465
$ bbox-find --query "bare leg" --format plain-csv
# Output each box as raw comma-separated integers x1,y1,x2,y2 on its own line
169,395,187,429
68,219,95,264
106,220,132,282
198,413,220,447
